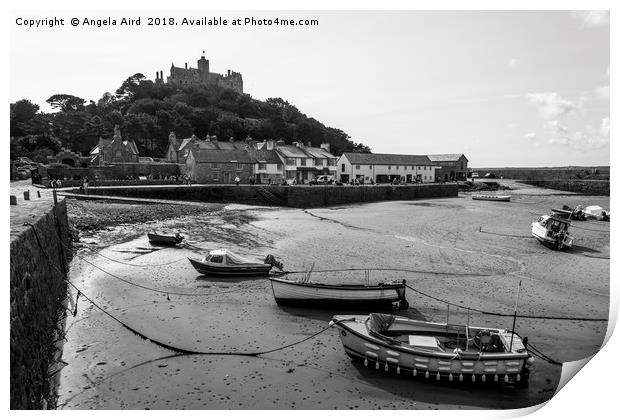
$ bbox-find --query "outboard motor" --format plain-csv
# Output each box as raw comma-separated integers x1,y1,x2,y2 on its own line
264,254,284,271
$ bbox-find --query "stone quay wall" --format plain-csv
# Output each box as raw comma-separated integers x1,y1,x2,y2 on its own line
68,183,459,208
10,200,71,409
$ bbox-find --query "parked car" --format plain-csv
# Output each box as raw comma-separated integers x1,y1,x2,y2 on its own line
309,175,335,185
484,173,498,179
471,172,479,178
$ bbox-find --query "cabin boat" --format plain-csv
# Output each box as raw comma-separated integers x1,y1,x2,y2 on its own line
330,313,534,386
584,205,610,221
270,277,408,309
551,205,586,221
188,249,281,277
531,215,574,250
472,194,511,202
148,232,184,245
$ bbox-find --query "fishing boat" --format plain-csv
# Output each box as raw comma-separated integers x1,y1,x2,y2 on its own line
148,232,184,245
188,249,282,277
584,205,610,221
531,215,574,250
330,313,534,386
270,277,409,309
472,194,511,202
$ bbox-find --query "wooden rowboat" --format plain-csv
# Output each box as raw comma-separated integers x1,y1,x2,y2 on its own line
330,313,534,386
188,249,278,277
270,278,408,309
472,194,511,202
148,232,184,245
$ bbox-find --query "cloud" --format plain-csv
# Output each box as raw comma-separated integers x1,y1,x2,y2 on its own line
571,11,610,27
524,132,536,140
508,58,520,68
527,92,576,119
596,85,610,99
545,117,609,150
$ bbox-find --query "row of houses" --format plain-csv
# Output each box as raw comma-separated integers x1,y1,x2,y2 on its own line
166,133,468,184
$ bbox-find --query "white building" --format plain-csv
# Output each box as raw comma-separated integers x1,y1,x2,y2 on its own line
275,141,337,184
337,153,438,184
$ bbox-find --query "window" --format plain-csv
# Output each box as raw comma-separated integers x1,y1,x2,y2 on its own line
404,166,407,170
258,163,267,170
211,163,220,169
424,166,427,171
355,165,360,170
236,163,244,170
388,165,391,170
209,255,223,263
299,159,306,167
369,165,372,169
341,163,346,172
277,163,282,171
286,158,296,166
328,159,337,166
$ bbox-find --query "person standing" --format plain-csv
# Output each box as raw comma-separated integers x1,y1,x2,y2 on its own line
83,176,89,195
235,176,240,186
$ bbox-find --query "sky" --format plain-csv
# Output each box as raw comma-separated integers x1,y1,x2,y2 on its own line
10,10,610,167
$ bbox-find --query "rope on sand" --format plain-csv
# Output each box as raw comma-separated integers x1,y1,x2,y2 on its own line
403,284,607,322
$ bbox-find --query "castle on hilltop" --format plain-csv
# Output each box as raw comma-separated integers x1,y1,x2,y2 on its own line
155,54,243,94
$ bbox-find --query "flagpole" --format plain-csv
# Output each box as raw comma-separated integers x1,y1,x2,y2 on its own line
509,279,523,352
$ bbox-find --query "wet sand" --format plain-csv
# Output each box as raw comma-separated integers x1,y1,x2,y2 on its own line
57,183,609,409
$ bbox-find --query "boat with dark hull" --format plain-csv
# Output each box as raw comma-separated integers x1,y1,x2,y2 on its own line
148,232,184,245
188,249,281,277
270,278,408,309
330,313,534,386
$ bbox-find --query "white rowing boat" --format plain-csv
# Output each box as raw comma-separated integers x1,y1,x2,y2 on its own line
472,194,511,202
269,277,408,309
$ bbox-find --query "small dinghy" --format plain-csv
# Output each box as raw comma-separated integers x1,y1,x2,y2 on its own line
270,277,408,309
188,249,283,277
148,232,184,245
330,313,534,386
531,215,573,250
472,194,511,202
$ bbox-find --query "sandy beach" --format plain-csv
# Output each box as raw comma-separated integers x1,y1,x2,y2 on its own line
56,182,610,409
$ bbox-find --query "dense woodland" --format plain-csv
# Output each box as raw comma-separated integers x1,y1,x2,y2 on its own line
10,73,371,162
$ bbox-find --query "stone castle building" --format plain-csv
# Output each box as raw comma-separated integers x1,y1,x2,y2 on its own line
155,54,243,94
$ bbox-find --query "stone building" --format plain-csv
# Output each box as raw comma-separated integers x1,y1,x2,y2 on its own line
155,54,243,94
46,148,90,168
89,125,139,166
186,149,255,184
427,154,469,181
337,153,437,184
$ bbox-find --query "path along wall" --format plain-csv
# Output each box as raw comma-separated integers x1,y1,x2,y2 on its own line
69,183,459,208
10,200,71,409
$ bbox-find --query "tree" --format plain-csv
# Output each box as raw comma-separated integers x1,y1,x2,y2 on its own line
10,99,39,137
115,73,146,99
46,94,86,112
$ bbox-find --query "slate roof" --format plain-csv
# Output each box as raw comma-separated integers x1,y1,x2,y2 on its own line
303,146,336,159
191,149,256,163
248,149,282,163
427,154,466,162
275,145,310,158
342,153,432,166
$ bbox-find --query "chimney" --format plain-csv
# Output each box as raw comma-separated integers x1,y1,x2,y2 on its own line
185,63,188,69
320,143,330,153
266,140,275,150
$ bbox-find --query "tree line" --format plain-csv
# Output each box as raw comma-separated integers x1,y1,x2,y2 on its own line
10,73,371,162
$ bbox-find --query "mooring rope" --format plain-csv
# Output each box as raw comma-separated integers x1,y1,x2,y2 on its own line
403,284,607,322
91,249,188,267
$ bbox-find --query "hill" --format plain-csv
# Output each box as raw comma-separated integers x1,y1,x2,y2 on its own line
10,73,370,162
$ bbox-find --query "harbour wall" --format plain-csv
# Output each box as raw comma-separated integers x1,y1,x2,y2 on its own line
519,180,610,196
68,183,459,208
472,167,610,181
10,200,71,409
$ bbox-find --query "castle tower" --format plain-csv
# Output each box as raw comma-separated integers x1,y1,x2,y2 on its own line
197,54,210,82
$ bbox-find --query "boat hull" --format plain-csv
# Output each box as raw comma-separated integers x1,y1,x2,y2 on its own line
148,233,182,245
270,278,406,308
472,195,511,202
531,223,573,249
188,258,271,277
332,316,531,386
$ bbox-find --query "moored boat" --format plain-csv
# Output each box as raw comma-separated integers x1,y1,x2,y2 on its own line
330,313,534,386
270,277,408,309
531,215,574,250
148,231,184,245
188,249,282,277
472,194,511,202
